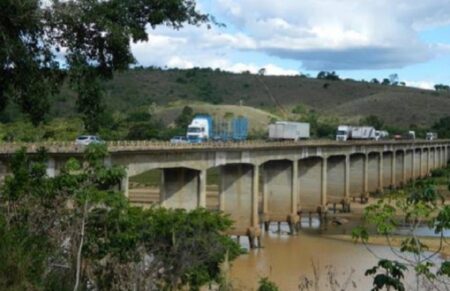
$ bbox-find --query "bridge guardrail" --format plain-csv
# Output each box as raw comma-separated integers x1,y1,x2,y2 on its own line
0,139,448,154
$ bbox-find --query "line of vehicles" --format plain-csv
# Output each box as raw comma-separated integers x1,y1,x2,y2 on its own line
170,114,439,144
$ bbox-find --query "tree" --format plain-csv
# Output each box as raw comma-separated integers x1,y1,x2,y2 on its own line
0,0,63,125
361,115,384,129
382,78,391,86
0,145,241,290
175,106,195,129
432,116,450,138
434,84,450,92
353,182,450,290
371,78,380,84
389,74,399,86
1,0,209,131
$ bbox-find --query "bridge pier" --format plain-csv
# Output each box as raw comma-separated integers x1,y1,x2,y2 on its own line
395,150,404,187
383,152,393,189
327,155,348,212
160,168,200,210
368,153,381,193
298,157,324,215
262,160,299,234
121,170,129,197
219,164,261,248
405,150,413,182
350,154,365,203
420,148,427,177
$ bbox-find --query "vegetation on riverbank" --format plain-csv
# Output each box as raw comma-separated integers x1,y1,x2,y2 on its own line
0,145,242,290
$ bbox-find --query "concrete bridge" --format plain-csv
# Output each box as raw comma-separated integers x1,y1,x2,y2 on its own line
0,140,449,247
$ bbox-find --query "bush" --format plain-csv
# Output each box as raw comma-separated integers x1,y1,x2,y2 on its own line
258,277,279,291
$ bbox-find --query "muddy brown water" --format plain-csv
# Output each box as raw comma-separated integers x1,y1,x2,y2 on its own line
128,188,444,290
228,220,442,291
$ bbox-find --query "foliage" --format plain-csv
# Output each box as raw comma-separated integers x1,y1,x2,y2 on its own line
353,183,450,290
258,277,279,291
0,145,240,290
365,259,406,291
317,71,340,81
434,84,450,92
432,116,450,138
361,115,384,129
176,106,195,129
0,0,63,125
2,0,209,130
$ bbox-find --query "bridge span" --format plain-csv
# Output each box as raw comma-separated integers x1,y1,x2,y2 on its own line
0,140,449,247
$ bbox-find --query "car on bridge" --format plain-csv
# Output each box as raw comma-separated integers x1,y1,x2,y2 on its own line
170,136,188,144
75,135,104,145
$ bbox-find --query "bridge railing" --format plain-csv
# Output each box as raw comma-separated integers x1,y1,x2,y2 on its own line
0,139,447,154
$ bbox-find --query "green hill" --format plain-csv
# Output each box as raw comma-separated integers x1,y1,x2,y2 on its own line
2,67,450,141
62,67,449,128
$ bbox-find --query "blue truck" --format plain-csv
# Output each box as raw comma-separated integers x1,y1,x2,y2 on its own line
186,114,248,143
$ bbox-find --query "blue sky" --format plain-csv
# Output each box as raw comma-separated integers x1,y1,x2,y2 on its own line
131,0,450,89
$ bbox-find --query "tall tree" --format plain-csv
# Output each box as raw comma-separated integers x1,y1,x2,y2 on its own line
1,0,209,132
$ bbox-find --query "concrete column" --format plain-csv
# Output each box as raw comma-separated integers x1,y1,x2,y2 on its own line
382,152,393,188
219,164,254,234
411,150,416,181
344,155,350,200
418,149,423,178
427,148,431,174
199,169,207,208
292,160,299,213
402,151,407,183
421,149,428,177
321,157,327,207
252,165,259,228
364,154,369,194
298,157,323,211
327,156,346,204
435,148,438,169
46,158,57,177
396,151,405,186
262,165,269,216
368,153,380,192
391,151,396,187
219,167,225,211
160,168,199,210
262,160,296,223
121,170,129,198
350,154,365,198
379,152,384,191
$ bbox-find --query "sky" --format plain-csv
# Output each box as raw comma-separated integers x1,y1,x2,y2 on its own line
130,0,450,89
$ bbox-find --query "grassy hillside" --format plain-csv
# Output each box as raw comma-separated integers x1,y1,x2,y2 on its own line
3,67,449,141
153,101,278,132
61,67,450,128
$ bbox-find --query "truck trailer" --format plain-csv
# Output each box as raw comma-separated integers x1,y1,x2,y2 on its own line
186,114,248,143
268,121,310,141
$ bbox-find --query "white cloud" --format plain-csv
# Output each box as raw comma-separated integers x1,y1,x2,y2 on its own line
130,0,450,72
212,0,450,69
405,80,436,90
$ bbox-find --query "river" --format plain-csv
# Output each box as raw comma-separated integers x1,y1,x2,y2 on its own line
228,218,443,290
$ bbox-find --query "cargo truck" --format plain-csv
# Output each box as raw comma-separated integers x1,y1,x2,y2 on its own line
426,132,438,141
186,114,248,143
336,125,381,141
268,121,310,141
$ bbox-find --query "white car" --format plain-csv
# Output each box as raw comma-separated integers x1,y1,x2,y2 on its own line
170,136,188,144
75,135,104,145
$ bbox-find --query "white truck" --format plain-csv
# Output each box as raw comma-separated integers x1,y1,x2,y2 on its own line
336,125,381,141
426,132,438,141
186,115,212,143
268,121,310,141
